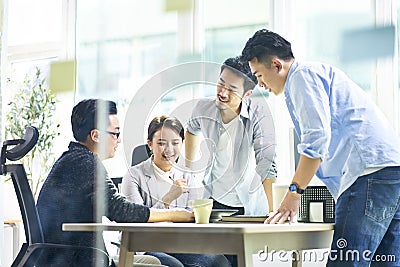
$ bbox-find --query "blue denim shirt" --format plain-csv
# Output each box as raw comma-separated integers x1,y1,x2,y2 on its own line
186,98,277,214
285,61,400,200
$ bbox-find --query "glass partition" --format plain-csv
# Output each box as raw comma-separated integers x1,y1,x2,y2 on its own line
398,0,400,131
76,0,272,176
75,0,398,180
291,0,374,91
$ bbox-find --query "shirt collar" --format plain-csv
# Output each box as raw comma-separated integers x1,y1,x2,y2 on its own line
69,141,91,153
239,99,250,119
151,159,174,178
215,98,250,124
284,60,299,94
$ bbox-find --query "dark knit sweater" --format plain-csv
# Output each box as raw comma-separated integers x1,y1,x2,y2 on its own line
36,142,150,266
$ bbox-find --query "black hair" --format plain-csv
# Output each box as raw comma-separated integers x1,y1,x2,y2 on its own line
241,29,294,64
71,99,117,142
147,116,185,142
221,56,257,93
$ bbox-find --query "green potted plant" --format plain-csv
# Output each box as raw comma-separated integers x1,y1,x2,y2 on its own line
5,67,60,198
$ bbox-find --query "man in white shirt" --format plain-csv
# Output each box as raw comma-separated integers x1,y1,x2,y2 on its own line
185,57,277,216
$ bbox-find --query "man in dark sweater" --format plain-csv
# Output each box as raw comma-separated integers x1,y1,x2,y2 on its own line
37,99,193,266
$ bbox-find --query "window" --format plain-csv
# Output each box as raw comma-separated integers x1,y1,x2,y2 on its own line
3,0,74,158
75,0,399,180
290,0,374,91
7,0,64,81
76,0,272,177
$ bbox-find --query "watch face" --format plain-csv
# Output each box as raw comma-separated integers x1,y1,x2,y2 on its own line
289,184,297,192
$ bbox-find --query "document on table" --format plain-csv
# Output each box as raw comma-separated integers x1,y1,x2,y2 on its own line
220,215,268,223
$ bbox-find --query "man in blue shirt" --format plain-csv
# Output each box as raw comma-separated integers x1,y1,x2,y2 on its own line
241,29,400,266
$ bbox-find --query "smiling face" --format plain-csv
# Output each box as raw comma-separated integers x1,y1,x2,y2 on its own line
215,68,246,113
249,57,285,96
148,126,183,171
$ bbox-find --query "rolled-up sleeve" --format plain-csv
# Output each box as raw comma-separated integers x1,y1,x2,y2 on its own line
289,68,331,160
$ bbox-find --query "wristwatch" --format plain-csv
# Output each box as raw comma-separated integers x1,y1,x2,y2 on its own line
289,183,305,194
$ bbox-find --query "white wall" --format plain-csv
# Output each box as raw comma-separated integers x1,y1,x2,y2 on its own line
0,179,4,267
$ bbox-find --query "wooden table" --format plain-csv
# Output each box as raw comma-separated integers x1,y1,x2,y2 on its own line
63,222,334,267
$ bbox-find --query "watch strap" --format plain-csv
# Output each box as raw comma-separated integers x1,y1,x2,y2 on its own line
289,183,305,194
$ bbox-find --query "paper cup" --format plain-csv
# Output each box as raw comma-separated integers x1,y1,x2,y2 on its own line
188,199,213,224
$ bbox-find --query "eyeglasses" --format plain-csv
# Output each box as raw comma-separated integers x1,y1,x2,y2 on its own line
217,82,238,92
104,131,120,139
217,83,243,99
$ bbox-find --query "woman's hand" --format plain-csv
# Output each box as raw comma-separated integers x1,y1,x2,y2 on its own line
162,178,188,208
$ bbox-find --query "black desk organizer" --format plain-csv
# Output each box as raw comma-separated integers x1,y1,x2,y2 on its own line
298,186,335,223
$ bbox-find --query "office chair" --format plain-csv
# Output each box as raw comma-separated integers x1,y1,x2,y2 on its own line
0,126,109,267
131,144,151,166
108,145,151,192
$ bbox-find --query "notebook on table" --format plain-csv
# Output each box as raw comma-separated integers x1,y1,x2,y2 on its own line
220,215,268,223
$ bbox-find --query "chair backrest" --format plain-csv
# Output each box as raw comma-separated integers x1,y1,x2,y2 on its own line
0,126,43,245
10,164,45,244
1,125,39,175
131,144,151,166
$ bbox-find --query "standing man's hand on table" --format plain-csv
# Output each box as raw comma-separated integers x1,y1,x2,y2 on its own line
265,191,301,224
265,155,322,224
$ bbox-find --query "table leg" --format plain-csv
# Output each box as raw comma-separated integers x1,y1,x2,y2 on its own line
118,232,135,267
236,253,245,267
238,248,253,267
292,250,303,267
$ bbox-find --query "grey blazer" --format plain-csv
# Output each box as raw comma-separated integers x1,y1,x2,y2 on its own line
121,157,204,209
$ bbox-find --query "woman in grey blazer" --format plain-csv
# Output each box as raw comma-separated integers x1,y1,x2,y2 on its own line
121,115,231,267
